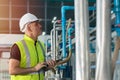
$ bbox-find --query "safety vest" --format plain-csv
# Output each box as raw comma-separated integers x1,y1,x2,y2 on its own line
11,35,45,80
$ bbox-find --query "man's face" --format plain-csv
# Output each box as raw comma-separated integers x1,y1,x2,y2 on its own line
29,21,42,37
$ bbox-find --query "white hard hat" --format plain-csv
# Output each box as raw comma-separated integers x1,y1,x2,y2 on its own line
19,13,39,32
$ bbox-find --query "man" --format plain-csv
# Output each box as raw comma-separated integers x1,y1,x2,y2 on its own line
9,13,56,80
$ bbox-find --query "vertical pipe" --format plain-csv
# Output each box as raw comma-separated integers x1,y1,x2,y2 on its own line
68,27,74,50
74,0,82,79
75,0,90,80
51,21,57,60
95,0,103,77
68,27,74,79
114,0,120,36
53,22,56,60
95,0,112,80
55,30,58,60
50,29,55,60
114,0,120,26
61,6,74,58
61,7,66,58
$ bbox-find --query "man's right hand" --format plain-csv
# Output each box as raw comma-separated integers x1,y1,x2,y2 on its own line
34,62,47,71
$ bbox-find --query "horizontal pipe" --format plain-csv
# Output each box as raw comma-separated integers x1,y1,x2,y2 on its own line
89,6,96,11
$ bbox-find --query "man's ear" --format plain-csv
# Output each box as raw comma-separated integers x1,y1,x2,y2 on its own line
27,24,32,32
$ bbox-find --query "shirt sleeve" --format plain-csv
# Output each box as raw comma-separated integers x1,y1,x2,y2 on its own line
10,44,21,61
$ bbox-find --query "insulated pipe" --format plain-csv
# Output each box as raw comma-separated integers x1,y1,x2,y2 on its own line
50,29,55,59
51,18,58,60
74,0,90,80
61,6,74,58
53,21,57,60
74,1,82,79
95,0,102,77
55,30,58,60
95,0,112,80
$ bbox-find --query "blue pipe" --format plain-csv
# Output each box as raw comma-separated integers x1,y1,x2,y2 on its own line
114,0,120,36
89,6,96,11
114,0,120,26
57,26,75,70
115,28,120,36
61,6,96,58
68,26,74,50
61,6,74,58
46,39,51,49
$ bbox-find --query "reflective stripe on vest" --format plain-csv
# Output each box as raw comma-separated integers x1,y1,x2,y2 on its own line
21,40,30,67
